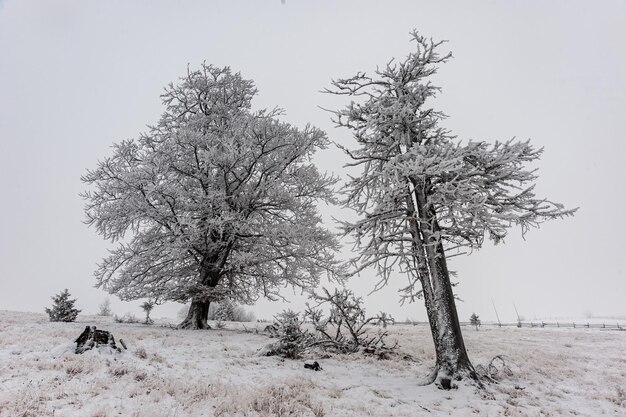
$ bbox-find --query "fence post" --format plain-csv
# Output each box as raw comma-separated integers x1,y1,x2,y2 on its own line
557,322,560,328
573,322,576,328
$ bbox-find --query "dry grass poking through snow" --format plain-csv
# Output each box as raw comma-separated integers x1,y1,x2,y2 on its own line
0,310,624,416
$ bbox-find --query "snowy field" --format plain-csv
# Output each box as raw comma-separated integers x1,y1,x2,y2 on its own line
0,310,624,417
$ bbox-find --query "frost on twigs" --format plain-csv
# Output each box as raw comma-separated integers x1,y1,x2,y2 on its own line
325,29,577,387
81,63,341,330
475,355,517,384
305,288,398,359
260,288,399,360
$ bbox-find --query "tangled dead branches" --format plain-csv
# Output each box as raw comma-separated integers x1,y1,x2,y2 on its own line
305,288,397,357
475,355,516,383
261,288,398,359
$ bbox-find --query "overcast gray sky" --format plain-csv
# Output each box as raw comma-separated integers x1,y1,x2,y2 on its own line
1,1,624,322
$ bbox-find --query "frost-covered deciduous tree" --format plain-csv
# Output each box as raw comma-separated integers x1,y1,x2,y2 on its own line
98,298,112,316
82,64,339,329
327,31,576,388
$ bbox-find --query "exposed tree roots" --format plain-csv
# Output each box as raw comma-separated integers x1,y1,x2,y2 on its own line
177,320,211,330
417,364,483,390
178,300,211,330
177,311,211,330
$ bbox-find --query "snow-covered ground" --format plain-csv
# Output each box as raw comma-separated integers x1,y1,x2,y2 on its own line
0,310,624,417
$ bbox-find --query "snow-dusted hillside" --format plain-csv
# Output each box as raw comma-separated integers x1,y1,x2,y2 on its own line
0,310,624,416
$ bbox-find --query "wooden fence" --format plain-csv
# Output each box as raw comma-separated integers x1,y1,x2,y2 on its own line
398,321,624,330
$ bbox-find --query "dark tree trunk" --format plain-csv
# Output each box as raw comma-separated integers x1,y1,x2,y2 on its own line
178,297,211,329
412,183,479,389
178,260,221,330
429,257,478,389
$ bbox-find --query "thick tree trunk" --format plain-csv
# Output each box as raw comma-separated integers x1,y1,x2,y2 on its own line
411,183,479,389
429,266,478,389
178,260,221,330
416,255,478,389
178,297,211,329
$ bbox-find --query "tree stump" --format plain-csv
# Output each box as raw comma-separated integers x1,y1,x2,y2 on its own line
75,326,125,354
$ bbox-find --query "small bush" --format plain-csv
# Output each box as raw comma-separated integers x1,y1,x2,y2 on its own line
609,386,625,407
134,372,147,382
305,288,398,356
65,364,83,376
207,300,255,322
45,289,80,322
109,366,130,377
134,347,148,359
114,313,139,324
265,310,313,359
260,289,398,359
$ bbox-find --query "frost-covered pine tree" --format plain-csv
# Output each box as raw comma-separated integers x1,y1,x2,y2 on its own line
45,289,81,322
82,64,339,329
327,31,576,389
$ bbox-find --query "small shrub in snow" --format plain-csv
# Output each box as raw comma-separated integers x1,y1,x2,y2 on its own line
263,310,313,359
134,347,148,359
609,386,625,407
109,366,130,377
45,289,81,322
134,371,147,382
261,290,399,360
114,313,139,324
65,363,83,376
208,300,255,322
212,299,235,321
249,380,324,417
305,288,398,357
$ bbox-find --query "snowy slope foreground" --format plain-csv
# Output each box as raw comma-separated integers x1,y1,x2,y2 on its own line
0,311,624,416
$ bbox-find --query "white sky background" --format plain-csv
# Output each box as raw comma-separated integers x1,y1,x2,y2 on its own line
0,1,624,323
